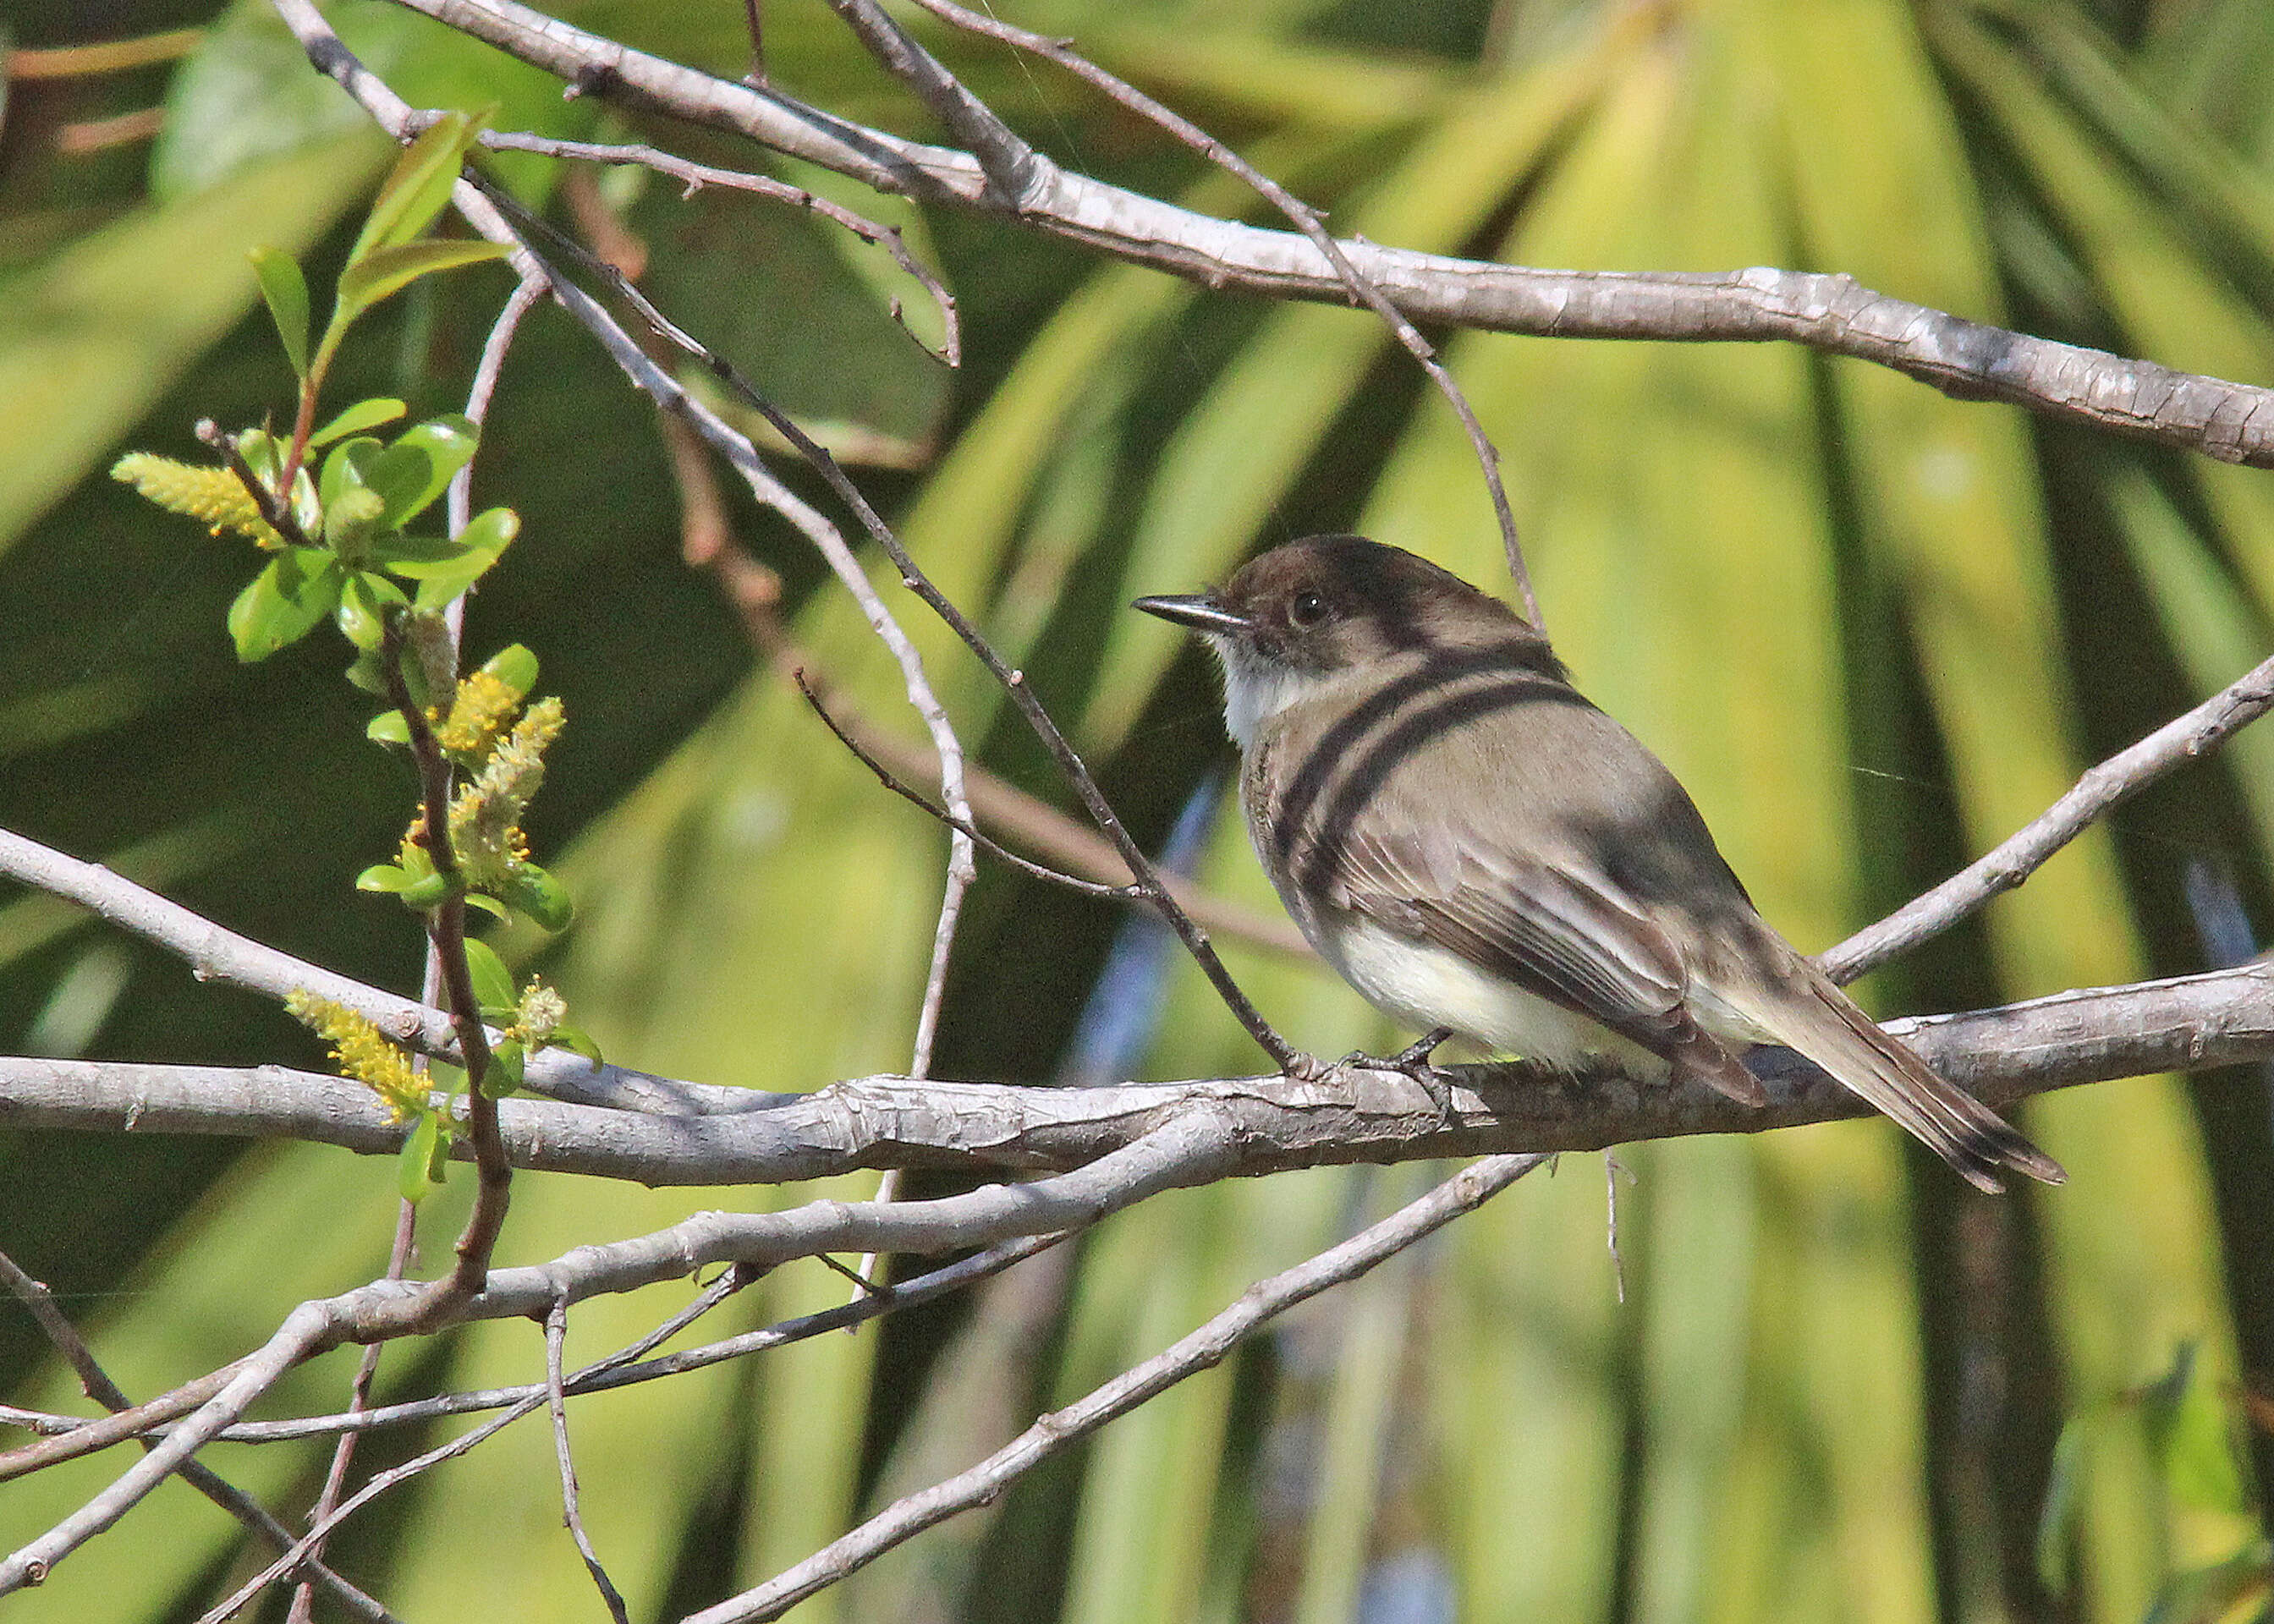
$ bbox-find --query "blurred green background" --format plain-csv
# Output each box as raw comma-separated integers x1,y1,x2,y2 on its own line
6,0,2274,1617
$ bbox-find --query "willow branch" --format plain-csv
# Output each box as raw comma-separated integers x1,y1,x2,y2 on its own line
382,0,2274,468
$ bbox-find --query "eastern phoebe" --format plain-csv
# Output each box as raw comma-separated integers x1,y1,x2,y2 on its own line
1134,535,2062,1193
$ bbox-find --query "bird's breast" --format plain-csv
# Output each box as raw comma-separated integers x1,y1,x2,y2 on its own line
1301,907,1669,1078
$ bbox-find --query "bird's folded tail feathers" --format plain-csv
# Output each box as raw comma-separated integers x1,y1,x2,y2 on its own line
1727,968,2064,1194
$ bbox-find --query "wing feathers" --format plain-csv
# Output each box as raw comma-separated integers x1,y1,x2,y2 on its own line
1713,956,2065,1193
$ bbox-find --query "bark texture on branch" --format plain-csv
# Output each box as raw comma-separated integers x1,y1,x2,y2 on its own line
393,0,2274,465
4,962,2266,1185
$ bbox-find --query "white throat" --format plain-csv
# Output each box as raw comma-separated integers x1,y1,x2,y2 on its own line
1209,639,1317,751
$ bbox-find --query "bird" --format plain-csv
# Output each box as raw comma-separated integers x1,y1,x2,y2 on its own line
1133,534,2063,1193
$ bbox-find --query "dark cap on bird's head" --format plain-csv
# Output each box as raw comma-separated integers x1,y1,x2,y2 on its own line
1133,535,1561,677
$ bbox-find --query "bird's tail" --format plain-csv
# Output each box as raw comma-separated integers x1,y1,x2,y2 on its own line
1722,956,2063,1194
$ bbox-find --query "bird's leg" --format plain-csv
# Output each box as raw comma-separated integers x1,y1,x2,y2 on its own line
1387,1027,1456,1073
1332,1027,1458,1127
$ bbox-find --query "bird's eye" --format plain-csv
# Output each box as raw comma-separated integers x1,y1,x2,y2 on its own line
1288,590,1326,628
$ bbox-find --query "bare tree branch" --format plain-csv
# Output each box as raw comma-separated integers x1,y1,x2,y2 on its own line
383,0,2274,468
694,1153,1546,1621
882,0,1540,622
1,1237,1062,1451
0,1255,398,1623
2,957,2268,1188
0,1122,1227,1593
546,1298,632,1624
479,131,958,363
1822,651,2274,984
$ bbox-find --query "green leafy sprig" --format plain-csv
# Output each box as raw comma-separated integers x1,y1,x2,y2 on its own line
109,109,590,1204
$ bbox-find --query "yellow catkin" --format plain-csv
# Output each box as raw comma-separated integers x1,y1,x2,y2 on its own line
449,695,564,885
434,669,520,757
110,453,283,547
284,991,425,1119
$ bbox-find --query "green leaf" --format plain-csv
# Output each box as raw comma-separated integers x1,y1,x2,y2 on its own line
334,571,390,651
345,648,389,694
460,937,517,1015
481,1038,525,1098
365,710,411,745
368,531,464,568
398,1109,444,1202
248,247,310,378
377,414,480,524
334,239,509,328
397,871,453,909
480,643,539,697
462,892,509,922
318,436,380,512
355,864,415,893
503,864,574,931
227,550,342,661
349,110,488,266
549,1024,602,1063
321,486,387,554
309,398,406,448
399,507,519,609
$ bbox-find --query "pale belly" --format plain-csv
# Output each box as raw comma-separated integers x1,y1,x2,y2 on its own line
1312,913,1673,1078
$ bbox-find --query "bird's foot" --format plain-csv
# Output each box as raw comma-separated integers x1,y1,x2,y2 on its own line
1387,1027,1456,1073
1330,1028,1460,1127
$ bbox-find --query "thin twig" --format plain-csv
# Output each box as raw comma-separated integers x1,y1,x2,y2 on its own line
286,1201,415,1624
3,1237,1061,1451
794,670,1132,898
692,1153,1547,1621
196,420,315,549
291,273,544,1624
547,1298,632,1624
464,173,1305,1073
740,0,765,83
446,273,547,540
478,131,958,364
0,1255,397,1621
378,616,511,1294
868,0,1539,623
1823,651,2274,984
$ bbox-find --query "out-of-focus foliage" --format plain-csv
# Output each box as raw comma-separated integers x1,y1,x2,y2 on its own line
3,0,2274,1619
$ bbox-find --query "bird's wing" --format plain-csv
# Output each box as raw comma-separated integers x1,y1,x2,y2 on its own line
1315,817,1767,1105
1327,820,1683,1017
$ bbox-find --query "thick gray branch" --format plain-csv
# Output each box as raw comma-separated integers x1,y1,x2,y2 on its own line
4,962,2267,1183
394,0,2274,465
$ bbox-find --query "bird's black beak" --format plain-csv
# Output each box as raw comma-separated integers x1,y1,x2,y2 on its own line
1132,594,1252,636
